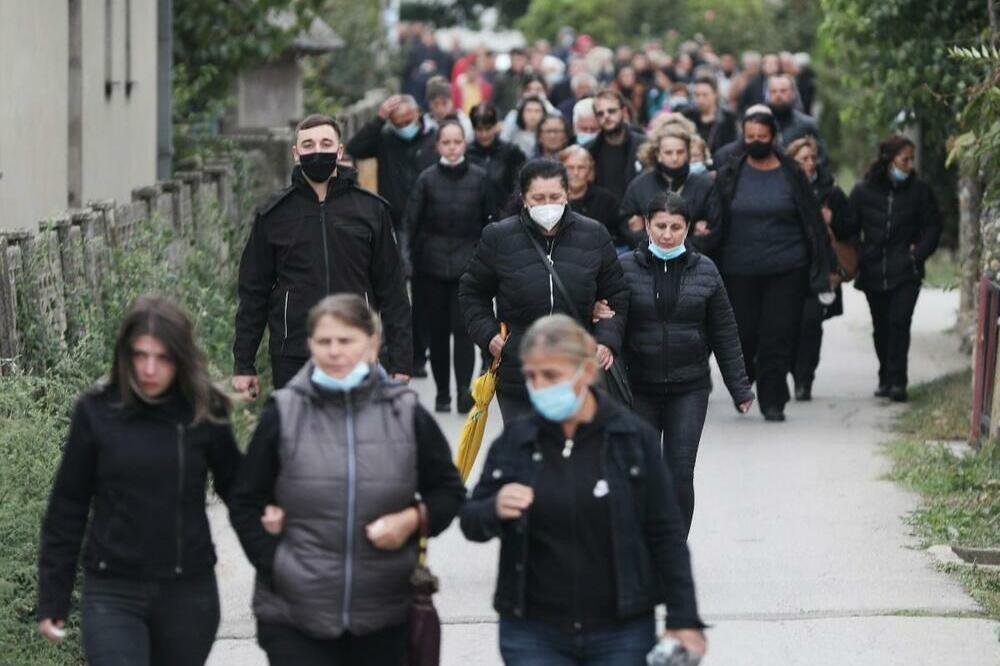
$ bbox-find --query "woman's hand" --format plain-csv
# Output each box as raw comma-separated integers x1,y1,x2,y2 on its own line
665,628,707,656
693,220,710,237
738,398,754,414
822,206,833,225
366,507,420,551
596,344,614,370
592,299,615,323
489,334,507,359
38,618,66,642
627,215,645,232
496,483,534,520
261,505,285,535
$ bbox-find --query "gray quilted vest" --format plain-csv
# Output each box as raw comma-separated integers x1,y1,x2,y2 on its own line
252,363,419,638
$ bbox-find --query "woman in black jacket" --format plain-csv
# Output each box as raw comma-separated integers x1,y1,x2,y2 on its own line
715,108,832,421
620,193,753,536
37,296,242,665
459,158,630,422
461,315,707,665
845,134,941,402
404,119,493,413
786,136,853,401
619,126,722,254
468,103,527,220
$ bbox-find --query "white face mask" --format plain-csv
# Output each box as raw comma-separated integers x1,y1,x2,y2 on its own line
528,203,565,231
440,155,465,167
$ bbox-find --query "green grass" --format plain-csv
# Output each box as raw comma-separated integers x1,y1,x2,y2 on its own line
884,369,1000,619
923,249,961,290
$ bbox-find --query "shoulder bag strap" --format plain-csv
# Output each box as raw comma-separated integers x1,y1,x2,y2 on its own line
524,228,584,322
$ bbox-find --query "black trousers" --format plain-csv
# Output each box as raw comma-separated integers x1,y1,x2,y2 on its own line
632,388,710,537
724,267,808,413
257,620,407,666
865,281,921,389
81,572,219,666
411,276,431,369
422,275,475,400
272,355,308,390
793,296,824,388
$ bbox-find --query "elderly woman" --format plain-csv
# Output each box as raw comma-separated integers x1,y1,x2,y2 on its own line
37,297,242,664
559,145,621,248
620,193,753,535
461,314,707,665
460,158,630,422
786,136,852,401
619,126,721,252
714,108,832,421
845,134,941,402
229,294,464,666
536,113,573,158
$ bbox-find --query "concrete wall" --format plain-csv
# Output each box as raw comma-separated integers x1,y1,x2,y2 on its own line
0,0,157,232
0,1,70,232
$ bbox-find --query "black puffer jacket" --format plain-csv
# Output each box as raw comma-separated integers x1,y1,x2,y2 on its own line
467,139,527,219
345,117,438,228
715,153,832,295
234,167,412,376
570,185,622,246
459,210,630,389
618,170,722,253
621,249,753,402
403,160,493,280
37,386,241,622
846,172,941,293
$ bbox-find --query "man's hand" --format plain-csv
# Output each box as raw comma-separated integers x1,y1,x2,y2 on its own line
392,373,411,384
261,505,285,536
232,375,260,400
38,619,66,642
665,628,707,656
821,206,833,225
366,507,419,550
693,220,710,236
378,94,404,120
489,334,507,359
627,215,644,232
592,299,615,323
496,483,534,520
596,344,614,370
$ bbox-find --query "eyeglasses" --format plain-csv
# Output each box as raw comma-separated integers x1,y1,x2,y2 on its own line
594,108,621,118
541,128,567,135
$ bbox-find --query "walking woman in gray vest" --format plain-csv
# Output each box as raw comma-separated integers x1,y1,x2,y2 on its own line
228,294,464,666
461,315,707,665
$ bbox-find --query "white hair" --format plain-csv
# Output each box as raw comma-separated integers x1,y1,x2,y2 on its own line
572,98,596,125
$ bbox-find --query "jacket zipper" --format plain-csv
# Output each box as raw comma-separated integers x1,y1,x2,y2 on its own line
175,424,185,574
546,239,558,314
662,261,669,379
883,190,893,290
342,391,357,629
320,202,331,294
281,290,289,353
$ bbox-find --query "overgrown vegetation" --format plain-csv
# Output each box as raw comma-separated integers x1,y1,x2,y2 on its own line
885,370,1000,619
0,154,265,665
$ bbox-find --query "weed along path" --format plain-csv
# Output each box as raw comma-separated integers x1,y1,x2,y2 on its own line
206,288,1000,666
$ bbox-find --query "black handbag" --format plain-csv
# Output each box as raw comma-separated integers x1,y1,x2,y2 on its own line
408,503,441,666
525,229,634,408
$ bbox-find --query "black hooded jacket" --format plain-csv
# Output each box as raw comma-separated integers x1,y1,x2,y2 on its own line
714,152,832,295
618,169,722,253
846,172,941,293
234,166,413,375
459,210,630,390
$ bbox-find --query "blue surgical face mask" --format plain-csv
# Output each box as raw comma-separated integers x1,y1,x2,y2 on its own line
890,165,910,183
809,171,818,184
689,161,707,175
311,362,370,392
527,366,586,422
576,132,597,145
394,122,420,140
648,240,687,261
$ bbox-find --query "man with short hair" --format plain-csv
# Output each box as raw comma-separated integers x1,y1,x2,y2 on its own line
587,90,646,204
558,71,598,123
685,76,737,154
572,98,600,145
423,75,475,141
767,74,823,152
233,114,413,394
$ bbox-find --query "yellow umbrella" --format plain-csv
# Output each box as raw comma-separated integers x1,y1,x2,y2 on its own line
455,324,507,483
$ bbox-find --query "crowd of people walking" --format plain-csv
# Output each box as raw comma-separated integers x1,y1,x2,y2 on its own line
35,22,942,666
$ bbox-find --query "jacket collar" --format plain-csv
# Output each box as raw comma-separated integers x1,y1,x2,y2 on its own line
635,245,699,270
518,206,577,239
285,359,382,405
291,165,360,202
505,389,640,451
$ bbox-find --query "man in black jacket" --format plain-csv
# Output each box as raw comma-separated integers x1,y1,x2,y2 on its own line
587,90,646,205
232,114,413,395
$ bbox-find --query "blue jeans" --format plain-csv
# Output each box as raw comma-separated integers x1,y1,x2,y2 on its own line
499,614,656,666
81,572,219,666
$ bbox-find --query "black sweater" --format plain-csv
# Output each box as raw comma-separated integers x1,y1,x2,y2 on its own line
227,398,465,579
37,386,242,621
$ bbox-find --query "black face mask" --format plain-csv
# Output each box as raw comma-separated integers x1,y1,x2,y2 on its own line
299,152,338,183
745,140,773,160
657,162,690,183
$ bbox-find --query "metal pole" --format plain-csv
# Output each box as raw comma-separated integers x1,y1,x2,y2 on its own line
157,0,173,179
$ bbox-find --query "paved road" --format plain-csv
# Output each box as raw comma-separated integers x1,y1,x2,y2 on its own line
207,288,1000,665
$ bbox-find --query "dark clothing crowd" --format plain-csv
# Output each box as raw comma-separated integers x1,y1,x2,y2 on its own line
34,24,941,666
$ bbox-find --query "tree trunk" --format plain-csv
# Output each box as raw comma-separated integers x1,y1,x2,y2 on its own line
959,164,983,352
